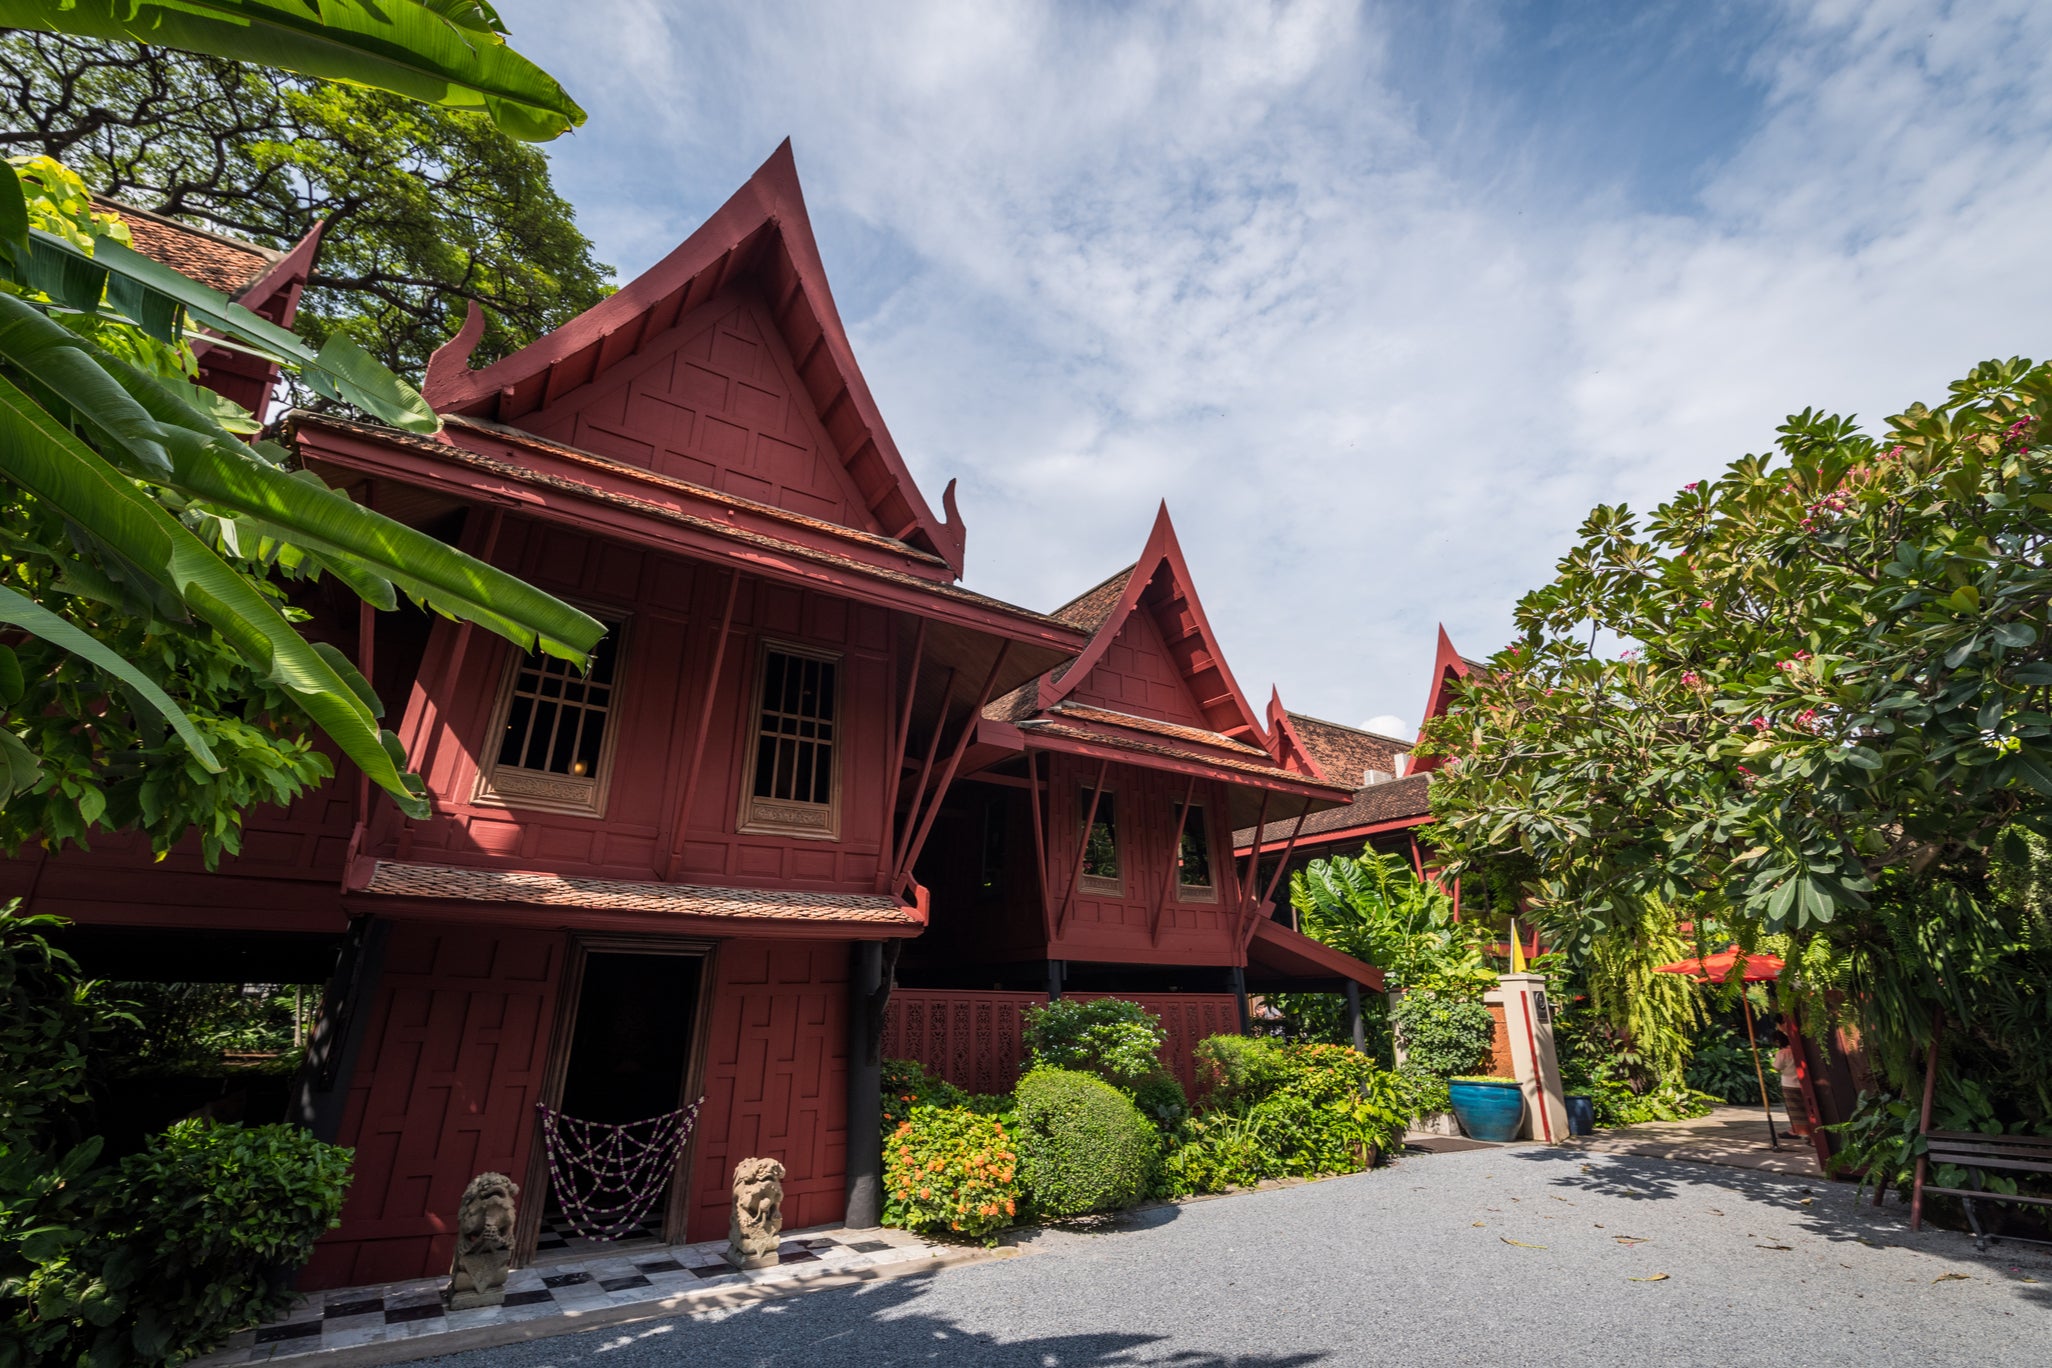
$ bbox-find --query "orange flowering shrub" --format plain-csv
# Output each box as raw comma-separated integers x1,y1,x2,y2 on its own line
882,1105,1022,1243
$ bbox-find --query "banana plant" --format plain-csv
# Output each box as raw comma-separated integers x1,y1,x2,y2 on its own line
0,158,604,823
0,0,585,141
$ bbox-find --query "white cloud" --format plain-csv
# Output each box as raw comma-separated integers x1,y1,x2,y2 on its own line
503,0,2052,722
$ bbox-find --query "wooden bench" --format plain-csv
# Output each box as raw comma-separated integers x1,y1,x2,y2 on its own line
1914,1130,2052,1250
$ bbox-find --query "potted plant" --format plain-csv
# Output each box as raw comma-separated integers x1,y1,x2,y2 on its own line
1447,1075,1525,1142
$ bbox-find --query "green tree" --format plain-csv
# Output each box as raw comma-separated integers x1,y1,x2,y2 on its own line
0,31,614,380
1421,357,2052,1130
0,5,604,854
0,0,584,141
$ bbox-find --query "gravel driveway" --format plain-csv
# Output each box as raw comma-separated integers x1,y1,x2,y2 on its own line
423,1146,2050,1367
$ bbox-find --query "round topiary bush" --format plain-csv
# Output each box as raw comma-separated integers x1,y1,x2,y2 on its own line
1014,1067,1155,1217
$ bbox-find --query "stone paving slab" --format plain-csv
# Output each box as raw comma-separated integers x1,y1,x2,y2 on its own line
1551,1104,1825,1177
190,1226,978,1366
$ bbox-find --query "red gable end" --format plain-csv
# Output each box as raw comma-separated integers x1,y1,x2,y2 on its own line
422,141,965,576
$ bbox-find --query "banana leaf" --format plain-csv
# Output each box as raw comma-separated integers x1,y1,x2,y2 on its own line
23,228,439,434
0,584,222,773
0,0,584,141
0,370,428,815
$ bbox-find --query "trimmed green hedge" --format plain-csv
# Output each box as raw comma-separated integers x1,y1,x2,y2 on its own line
1014,1068,1155,1218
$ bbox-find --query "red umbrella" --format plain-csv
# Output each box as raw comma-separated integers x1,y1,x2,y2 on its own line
1654,948,1783,984
1655,947,1787,1148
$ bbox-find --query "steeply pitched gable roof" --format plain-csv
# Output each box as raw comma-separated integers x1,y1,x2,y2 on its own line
1033,504,1266,745
421,140,965,575
1410,625,1475,775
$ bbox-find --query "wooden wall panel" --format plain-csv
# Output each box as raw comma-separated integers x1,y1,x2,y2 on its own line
1066,605,1209,727
524,287,883,533
301,922,564,1290
1041,754,1239,967
379,525,895,895
686,940,850,1242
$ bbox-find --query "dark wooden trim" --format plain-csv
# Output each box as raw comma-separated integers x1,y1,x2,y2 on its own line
1057,759,1110,935
516,928,582,1267
664,570,742,878
1149,775,1196,947
1027,752,1052,942
875,619,927,888
894,643,1011,887
889,667,954,877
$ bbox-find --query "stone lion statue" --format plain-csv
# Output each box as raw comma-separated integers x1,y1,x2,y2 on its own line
725,1156,786,1268
444,1171,519,1308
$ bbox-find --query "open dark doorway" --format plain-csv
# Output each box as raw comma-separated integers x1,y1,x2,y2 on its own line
537,950,706,1258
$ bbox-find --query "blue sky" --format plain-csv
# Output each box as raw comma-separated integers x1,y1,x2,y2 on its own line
496,0,2046,738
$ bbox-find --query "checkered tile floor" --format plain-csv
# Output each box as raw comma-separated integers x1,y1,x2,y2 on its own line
193,1227,940,1363
532,1210,664,1258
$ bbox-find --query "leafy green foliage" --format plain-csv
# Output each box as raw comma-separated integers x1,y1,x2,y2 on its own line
1584,899,1703,1088
0,153,602,856
0,904,114,1152
2,0,585,141
1191,1033,1293,1107
1022,997,1166,1090
1684,1023,1774,1105
1158,1042,1408,1196
1423,358,2052,1136
1389,992,1495,1079
1,33,614,383
1013,1068,1155,1219
1289,849,1492,993
877,1059,1006,1135
883,1106,1020,1244
1129,1071,1188,1127
9,1120,352,1365
0,909,352,1364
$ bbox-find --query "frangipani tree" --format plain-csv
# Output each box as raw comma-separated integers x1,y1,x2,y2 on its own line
1422,358,2052,1123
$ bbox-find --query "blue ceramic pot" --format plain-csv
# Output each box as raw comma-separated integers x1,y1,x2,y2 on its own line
1448,1079,1526,1142
1564,1093,1596,1137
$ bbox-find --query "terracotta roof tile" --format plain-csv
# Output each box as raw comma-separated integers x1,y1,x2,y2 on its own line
1050,702,1270,757
1285,712,1410,788
361,860,919,924
1236,772,1433,847
95,196,278,295
287,412,1086,642
1051,566,1132,632
1019,720,1353,795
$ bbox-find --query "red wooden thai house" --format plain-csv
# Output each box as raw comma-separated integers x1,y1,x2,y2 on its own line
12,147,1391,1291
885,505,1384,1090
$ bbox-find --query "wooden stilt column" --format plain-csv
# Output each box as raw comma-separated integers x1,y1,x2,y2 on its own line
1346,980,1365,1053
1231,965,1249,1034
845,940,885,1229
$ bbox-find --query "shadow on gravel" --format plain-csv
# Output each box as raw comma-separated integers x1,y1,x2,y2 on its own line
1509,1145,2052,1300
420,1266,1330,1367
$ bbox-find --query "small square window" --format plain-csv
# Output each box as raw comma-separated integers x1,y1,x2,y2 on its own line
475,625,624,817
1079,789,1120,891
1176,803,1215,900
738,645,841,839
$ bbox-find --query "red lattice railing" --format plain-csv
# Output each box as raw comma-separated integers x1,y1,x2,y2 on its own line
881,991,1240,1095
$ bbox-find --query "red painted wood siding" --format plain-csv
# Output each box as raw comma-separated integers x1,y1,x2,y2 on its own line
1046,754,1240,965
377,520,896,893
303,922,565,1290
687,940,850,1241
524,287,886,534
881,990,1239,1094
1066,600,1209,727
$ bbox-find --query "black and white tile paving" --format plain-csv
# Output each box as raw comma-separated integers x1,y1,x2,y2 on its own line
195,1227,940,1363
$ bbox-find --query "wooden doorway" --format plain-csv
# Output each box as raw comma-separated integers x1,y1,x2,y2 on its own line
517,935,717,1262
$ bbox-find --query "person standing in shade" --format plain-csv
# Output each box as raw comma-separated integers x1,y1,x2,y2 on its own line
1770,1028,1809,1138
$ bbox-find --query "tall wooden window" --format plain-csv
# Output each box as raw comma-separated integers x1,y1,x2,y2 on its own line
1079,789,1120,892
476,626,623,816
739,645,841,839
1175,802,1215,900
